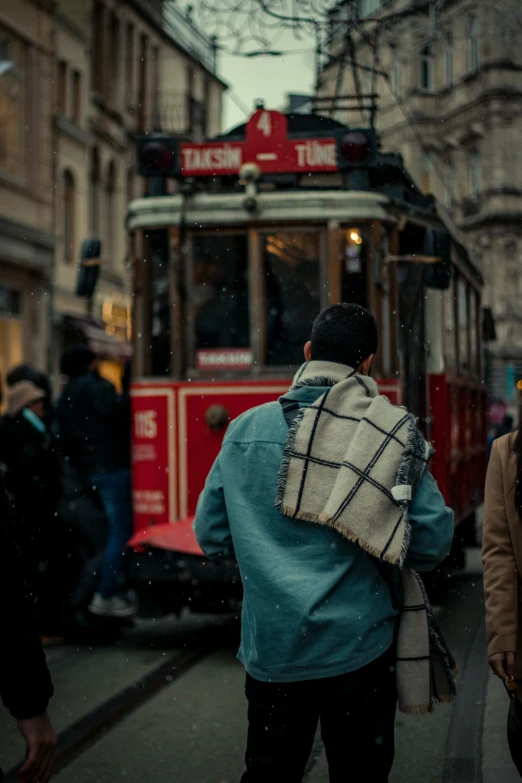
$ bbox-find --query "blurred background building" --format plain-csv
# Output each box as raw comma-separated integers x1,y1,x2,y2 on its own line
316,0,522,408
0,0,55,386
0,0,225,392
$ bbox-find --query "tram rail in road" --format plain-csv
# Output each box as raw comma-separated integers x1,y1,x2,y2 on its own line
3,623,231,782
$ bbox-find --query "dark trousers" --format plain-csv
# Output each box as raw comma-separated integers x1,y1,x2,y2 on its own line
241,646,397,783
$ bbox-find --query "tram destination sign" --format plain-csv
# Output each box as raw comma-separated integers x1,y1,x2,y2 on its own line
197,348,253,371
180,109,338,177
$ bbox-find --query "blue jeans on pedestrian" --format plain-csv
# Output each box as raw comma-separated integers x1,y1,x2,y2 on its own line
90,469,133,599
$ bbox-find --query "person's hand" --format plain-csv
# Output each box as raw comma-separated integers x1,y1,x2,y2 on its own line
489,651,516,680
17,711,57,783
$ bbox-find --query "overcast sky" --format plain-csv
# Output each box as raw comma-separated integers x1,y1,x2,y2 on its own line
217,34,317,131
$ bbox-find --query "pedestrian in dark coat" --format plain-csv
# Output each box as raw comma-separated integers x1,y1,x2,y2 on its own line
0,381,61,637
54,346,135,619
0,470,56,783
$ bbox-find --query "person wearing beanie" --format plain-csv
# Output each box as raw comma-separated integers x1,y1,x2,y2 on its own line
0,381,61,640
54,345,135,619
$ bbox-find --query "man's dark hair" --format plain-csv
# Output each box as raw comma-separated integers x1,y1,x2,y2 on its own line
60,345,95,378
310,303,378,369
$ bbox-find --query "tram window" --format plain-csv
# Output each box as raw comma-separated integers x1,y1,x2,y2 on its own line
263,232,321,366
341,227,368,309
469,289,479,375
192,234,249,351
458,277,469,371
443,274,457,369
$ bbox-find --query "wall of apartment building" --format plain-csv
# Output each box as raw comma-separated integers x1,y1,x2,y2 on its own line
318,0,522,401
50,0,224,387
0,0,55,386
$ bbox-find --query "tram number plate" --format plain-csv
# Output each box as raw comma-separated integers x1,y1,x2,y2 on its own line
197,348,253,371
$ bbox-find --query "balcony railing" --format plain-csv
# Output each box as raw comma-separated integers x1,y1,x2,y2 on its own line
149,92,207,139
163,2,218,74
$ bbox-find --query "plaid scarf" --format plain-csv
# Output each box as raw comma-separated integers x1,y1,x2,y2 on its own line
276,360,457,713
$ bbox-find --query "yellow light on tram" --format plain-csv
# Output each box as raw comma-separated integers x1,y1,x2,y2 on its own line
348,229,363,245
517,379,522,391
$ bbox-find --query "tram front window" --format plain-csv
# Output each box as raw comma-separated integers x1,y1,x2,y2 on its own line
264,232,320,366
193,234,249,350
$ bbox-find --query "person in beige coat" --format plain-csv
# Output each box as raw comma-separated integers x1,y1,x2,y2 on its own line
483,432,522,684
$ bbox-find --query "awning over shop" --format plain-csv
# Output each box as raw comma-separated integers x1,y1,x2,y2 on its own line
63,315,133,360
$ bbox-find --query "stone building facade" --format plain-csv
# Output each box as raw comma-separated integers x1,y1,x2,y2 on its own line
0,0,55,387
0,0,225,392
317,0,522,405
53,0,225,388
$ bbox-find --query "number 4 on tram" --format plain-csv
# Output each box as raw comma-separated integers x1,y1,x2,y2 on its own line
126,108,486,616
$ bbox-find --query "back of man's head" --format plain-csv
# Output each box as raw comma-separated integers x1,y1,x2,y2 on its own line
60,345,95,378
310,303,378,369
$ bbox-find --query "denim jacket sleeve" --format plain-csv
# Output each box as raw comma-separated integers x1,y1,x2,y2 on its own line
404,470,454,571
193,450,234,560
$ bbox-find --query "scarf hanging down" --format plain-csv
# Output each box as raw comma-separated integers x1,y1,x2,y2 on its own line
276,360,457,714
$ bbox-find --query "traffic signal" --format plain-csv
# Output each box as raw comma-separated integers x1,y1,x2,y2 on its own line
337,129,378,169
136,135,178,177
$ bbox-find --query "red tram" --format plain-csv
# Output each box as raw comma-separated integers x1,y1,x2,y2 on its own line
126,108,486,616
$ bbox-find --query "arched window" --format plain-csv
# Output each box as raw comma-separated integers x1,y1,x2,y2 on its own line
90,147,100,236
420,44,433,91
444,158,454,206
105,160,116,263
444,33,454,86
469,149,481,199
62,170,75,264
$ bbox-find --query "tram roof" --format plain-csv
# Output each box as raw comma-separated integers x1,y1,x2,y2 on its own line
126,188,481,283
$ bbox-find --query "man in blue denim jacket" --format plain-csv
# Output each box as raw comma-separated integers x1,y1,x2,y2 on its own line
194,304,454,783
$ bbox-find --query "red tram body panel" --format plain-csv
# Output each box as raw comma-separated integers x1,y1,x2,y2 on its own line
130,378,405,558
127,107,487,613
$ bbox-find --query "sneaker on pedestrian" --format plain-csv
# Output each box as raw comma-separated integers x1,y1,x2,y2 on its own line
89,592,136,618
110,593,137,618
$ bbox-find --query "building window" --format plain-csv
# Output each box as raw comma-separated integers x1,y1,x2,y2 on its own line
105,161,116,263
391,46,402,100
0,31,26,179
444,157,454,206
90,147,100,236
137,33,147,132
151,46,160,129
72,70,81,123
126,166,134,206
92,1,106,97
125,22,134,111
57,60,67,115
469,15,479,72
420,44,433,91
469,149,481,199
421,150,433,195
62,170,75,264
109,13,120,108
444,33,453,86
